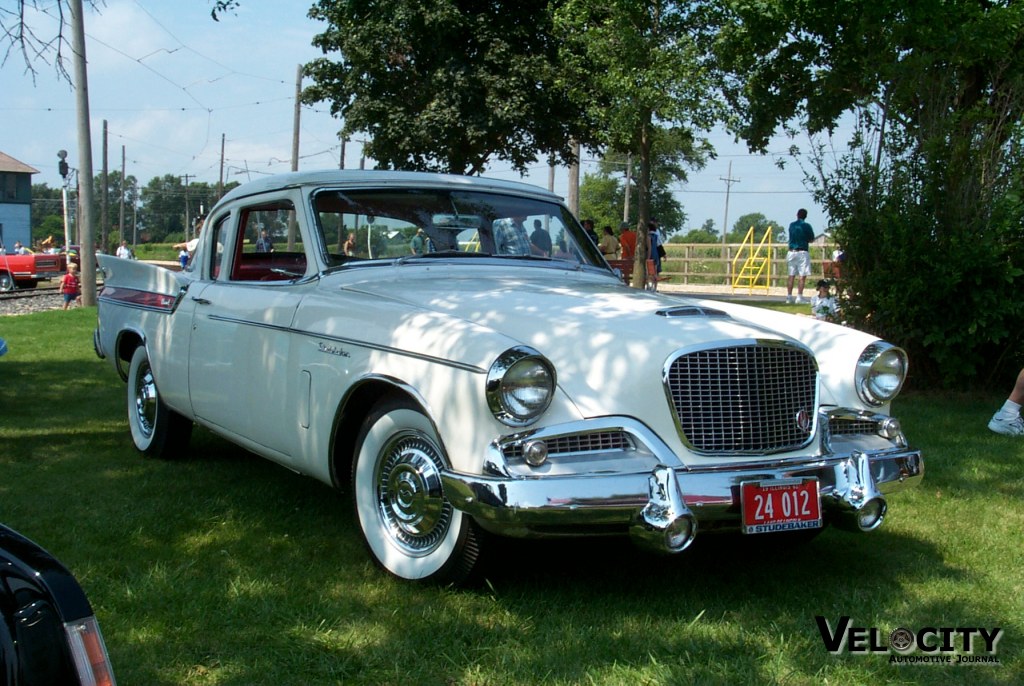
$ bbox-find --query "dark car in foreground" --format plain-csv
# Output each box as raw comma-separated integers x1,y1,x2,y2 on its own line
0,524,115,686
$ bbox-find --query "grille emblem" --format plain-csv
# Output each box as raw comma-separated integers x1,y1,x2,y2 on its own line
795,409,812,433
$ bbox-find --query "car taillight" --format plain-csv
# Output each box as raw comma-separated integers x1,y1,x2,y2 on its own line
64,616,116,686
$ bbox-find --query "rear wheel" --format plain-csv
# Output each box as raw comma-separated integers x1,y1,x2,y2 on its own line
126,346,192,458
352,398,482,584
0,272,13,292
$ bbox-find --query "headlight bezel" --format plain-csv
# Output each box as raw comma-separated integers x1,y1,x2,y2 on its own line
855,342,908,406
486,346,556,426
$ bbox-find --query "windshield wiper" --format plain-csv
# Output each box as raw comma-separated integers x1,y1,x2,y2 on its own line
495,254,554,262
395,250,493,264
420,250,493,258
270,267,304,279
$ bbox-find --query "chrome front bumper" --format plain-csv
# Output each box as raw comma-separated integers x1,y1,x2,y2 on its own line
441,446,923,553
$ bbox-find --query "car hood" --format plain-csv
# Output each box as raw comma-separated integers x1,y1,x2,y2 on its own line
335,265,787,346
324,265,817,417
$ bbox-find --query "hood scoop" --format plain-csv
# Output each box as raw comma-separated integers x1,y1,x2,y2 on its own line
656,305,731,319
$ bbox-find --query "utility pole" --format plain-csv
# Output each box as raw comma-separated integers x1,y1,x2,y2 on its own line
217,133,225,199
119,145,126,244
339,138,346,169
288,64,303,249
720,160,740,259
567,140,580,216
101,119,108,254
70,0,97,306
623,153,633,224
180,174,192,240
132,180,138,247
57,150,71,250
291,64,302,174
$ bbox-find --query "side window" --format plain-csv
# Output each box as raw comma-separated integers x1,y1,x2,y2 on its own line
229,201,305,282
207,215,230,280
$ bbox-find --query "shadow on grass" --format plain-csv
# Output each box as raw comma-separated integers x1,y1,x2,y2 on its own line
93,428,1004,686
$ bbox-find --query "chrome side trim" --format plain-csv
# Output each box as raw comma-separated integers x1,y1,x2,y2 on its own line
198,313,486,374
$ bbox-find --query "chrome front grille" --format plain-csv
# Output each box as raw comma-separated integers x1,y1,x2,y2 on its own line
502,431,633,461
666,343,818,454
829,417,879,436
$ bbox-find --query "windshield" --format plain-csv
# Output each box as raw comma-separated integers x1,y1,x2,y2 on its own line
312,187,606,269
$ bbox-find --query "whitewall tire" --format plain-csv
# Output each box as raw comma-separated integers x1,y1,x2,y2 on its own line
352,398,481,583
126,346,192,458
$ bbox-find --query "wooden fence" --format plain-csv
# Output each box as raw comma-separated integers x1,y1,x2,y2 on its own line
658,243,841,288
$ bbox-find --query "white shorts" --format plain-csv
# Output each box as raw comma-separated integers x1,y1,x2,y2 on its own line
787,250,811,277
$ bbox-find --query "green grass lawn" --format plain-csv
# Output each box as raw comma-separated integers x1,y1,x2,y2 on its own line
0,308,1021,685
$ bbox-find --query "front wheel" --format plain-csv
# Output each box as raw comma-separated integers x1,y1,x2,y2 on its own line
352,398,482,584
0,271,13,292
126,346,192,458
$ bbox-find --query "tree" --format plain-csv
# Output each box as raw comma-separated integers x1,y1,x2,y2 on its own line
673,218,719,244
713,0,1024,387
303,0,591,175
578,170,622,234
92,170,139,251
1,1,84,80
138,175,227,243
554,0,724,286
727,212,781,243
579,136,709,236
30,183,64,243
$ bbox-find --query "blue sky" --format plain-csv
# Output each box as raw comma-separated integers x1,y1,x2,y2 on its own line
1,0,827,234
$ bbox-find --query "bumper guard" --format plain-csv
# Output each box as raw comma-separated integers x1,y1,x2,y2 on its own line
441,447,922,553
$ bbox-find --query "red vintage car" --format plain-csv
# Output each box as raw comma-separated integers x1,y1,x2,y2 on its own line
0,250,70,291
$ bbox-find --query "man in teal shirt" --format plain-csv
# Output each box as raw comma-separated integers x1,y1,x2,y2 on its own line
786,209,816,303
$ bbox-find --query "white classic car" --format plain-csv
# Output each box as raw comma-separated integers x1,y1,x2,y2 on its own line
94,170,923,584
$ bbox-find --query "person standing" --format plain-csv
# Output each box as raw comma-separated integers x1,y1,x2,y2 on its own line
255,229,274,253
530,219,552,256
988,368,1024,436
648,219,665,273
59,263,81,310
116,240,133,260
172,217,204,268
618,221,637,260
598,226,620,259
582,219,599,246
343,231,357,256
410,227,427,255
786,208,816,303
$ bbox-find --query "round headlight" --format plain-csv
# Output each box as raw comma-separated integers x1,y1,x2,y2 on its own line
486,347,555,426
856,342,908,406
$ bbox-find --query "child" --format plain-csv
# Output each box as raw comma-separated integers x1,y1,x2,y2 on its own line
59,263,81,310
811,279,838,321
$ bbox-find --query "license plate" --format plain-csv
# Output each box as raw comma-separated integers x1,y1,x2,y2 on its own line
740,478,822,534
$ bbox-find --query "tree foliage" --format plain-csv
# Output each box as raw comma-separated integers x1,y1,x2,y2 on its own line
303,0,590,174
579,135,710,237
673,218,718,244
554,0,724,285
715,0,1024,387
728,212,782,243
91,170,139,250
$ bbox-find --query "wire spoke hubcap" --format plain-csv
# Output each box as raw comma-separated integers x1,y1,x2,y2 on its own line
134,364,157,438
376,431,451,555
